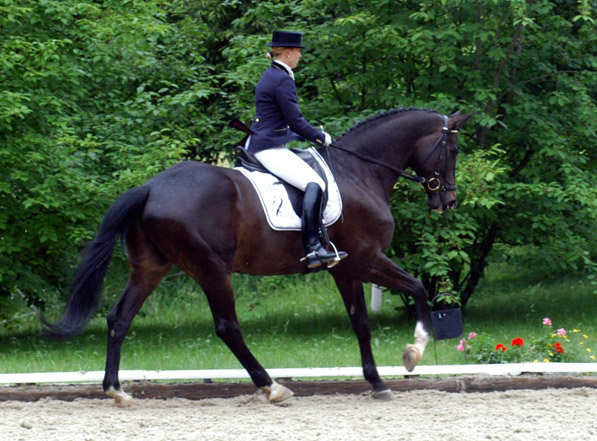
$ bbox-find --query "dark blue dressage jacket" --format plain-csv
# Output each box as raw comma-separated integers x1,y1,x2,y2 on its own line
247,62,325,153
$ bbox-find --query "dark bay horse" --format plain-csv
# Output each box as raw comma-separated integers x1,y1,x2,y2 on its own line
44,108,472,406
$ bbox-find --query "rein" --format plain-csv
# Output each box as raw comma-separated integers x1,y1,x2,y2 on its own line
327,143,424,184
328,115,459,192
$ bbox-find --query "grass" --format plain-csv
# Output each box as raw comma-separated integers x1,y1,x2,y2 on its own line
1,262,595,376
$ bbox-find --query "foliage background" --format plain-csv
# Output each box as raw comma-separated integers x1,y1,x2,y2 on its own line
1,0,595,323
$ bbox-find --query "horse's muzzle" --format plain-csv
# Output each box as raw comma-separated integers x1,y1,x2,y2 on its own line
442,190,457,211
427,192,457,213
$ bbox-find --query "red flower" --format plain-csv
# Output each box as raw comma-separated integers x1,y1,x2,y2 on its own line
511,337,525,347
554,342,565,353
495,343,507,352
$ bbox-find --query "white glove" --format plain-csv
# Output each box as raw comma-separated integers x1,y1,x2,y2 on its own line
323,131,332,147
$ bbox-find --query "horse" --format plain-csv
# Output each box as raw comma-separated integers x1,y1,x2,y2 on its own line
43,107,472,406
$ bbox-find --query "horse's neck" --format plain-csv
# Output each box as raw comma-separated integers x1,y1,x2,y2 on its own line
330,133,413,199
331,111,443,198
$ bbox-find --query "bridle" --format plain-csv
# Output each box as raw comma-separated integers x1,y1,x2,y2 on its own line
328,114,459,193
418,115,459,192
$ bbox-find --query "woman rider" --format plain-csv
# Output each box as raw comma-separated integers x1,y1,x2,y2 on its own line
247,30,347,269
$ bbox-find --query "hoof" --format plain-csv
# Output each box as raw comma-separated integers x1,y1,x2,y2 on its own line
402,344,422,372
264,382,294,403
106,387,133,407
371,389,394,401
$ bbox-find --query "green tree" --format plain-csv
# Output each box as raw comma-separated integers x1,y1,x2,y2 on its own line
220,0,596,304
1,0,595,325
381,0,597,304
0,0,220,319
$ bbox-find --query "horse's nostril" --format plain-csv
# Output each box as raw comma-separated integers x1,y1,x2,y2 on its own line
447,200,457,210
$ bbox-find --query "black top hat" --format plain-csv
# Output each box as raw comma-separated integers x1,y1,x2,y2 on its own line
267,30,306,49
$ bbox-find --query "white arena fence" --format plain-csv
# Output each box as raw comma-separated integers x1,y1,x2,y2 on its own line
1,363,596,385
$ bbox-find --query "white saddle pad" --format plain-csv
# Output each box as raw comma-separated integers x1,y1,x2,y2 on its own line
235,148,342,231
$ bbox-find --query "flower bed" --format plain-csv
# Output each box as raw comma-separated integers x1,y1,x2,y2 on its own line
457,318,595,364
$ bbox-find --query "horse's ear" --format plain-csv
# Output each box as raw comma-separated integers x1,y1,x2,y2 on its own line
449,111,473,130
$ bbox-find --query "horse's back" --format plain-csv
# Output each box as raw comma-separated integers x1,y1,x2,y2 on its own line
146,160,237,191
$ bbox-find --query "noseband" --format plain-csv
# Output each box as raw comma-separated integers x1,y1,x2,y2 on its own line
328,114,459,193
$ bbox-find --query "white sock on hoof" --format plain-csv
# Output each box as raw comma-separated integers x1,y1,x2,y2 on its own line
263,381,294,403
413,321,430,356
106,387,133,407
403,321,431,372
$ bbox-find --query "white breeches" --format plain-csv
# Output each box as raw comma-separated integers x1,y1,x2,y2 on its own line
254,146,326,192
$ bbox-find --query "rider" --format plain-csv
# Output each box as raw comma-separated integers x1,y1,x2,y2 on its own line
247,30,347,269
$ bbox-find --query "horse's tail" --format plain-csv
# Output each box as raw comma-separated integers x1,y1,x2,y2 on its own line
42,185,150,339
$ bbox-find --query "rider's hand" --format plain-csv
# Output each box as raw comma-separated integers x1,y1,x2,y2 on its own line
323,131,332,147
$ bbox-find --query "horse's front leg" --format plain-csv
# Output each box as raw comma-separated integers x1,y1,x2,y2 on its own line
362,253,432,372
331,272,394,400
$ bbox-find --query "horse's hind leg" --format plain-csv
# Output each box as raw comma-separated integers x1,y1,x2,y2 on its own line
103,276,166,406
103,227,171,406
200,275,293,403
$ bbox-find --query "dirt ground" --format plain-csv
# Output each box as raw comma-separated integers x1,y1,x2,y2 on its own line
1,387,596,441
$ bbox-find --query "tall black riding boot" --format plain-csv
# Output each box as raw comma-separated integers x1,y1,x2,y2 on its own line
301,183,347,269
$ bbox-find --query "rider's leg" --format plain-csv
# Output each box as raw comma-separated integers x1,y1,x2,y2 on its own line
301,182,348,268
254,146,325,191
254,147,347,268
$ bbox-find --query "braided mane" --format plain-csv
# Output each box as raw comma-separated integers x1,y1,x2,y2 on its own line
336,107,440,142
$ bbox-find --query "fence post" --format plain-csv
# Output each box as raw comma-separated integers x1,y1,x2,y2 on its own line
371,284,383,313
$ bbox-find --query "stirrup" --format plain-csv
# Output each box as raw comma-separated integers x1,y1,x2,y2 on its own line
300,243,348,269
324,241,348,268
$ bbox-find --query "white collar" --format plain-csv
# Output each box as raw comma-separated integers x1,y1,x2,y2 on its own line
273,60,294,79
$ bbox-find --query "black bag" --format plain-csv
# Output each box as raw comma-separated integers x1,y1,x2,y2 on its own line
430,294,463,341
